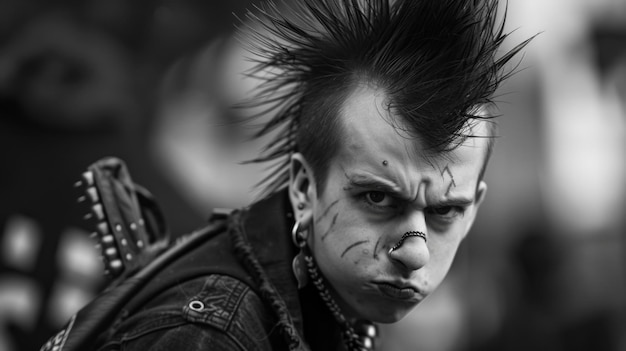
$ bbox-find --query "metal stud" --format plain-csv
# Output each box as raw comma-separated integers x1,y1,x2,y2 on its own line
109,259,123,271
115,224,122,232
120,238,127,246
83,213,93,220
92,204,105,220
104,247,118,258
129,223,137,231
101,235,114,245
74,180,82,188
86,187,99,202
137,240,144,248
77,196,86,203
125,253,133,261
353,321,378,338
357,336,373,349
82,171,94,186
97,222,109,235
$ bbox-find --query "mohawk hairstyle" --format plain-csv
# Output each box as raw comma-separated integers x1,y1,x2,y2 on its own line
239,0,532,198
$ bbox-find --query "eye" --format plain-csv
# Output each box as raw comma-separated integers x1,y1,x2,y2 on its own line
363,191,396,208
430,206,452,215
425,206,464,220
366,191,386,203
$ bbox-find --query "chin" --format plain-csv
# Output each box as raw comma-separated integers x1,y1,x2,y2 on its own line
358,304,415,324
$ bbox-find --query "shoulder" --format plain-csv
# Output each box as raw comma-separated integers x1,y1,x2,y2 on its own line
100,274,275,351
180,274,271,333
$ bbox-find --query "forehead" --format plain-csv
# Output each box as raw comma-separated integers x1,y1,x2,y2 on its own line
332,84,487,198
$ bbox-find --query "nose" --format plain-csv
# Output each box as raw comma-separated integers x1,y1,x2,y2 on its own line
388,232,430,271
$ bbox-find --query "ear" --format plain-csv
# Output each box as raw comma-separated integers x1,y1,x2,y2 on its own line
475,180,487,207
288,153,316,228
461,180,488,239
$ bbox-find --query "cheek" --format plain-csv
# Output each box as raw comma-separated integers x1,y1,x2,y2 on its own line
311,210,380,274
311,201,360,246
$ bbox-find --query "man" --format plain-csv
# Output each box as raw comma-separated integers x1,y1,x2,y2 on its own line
44,0,531,350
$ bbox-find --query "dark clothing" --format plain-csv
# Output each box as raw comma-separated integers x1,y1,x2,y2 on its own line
92,191,342,351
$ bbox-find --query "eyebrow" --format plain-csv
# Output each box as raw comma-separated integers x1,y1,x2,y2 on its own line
345,173,413,202
436,196,475,207
345,172,475,206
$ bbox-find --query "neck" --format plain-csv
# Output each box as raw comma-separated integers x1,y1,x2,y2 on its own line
299,284,345,351
300,253,378,351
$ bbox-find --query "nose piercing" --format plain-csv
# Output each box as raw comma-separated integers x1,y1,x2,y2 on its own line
388,231,427,254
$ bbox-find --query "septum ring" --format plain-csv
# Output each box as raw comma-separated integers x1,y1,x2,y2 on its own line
388,231,427,254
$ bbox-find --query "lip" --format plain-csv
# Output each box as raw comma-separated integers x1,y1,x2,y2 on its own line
375,282,422,301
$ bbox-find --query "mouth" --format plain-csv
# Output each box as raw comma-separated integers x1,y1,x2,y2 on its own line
375,282,422,301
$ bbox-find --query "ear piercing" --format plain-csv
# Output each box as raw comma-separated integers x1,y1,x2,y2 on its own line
297,203,305,210
388,231,427,254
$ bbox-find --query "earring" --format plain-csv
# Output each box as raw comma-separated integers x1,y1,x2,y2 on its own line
291,221,309,289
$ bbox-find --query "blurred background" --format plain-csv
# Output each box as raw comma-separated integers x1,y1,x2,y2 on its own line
0,0,624,350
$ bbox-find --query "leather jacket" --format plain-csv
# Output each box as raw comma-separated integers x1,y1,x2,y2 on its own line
87,191,343,351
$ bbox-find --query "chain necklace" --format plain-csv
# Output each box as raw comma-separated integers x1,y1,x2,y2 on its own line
304,254,378,351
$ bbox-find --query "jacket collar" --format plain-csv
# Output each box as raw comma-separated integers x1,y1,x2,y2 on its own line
238,190,306,342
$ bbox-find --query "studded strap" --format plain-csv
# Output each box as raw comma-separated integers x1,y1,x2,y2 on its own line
75,157,169,283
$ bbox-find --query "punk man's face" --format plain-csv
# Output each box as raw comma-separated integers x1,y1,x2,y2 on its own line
293,85,488,323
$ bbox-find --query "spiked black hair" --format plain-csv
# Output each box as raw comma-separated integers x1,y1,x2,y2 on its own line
239,0,532,198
